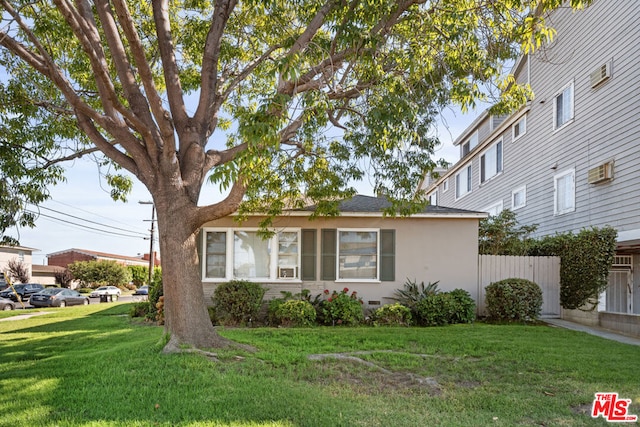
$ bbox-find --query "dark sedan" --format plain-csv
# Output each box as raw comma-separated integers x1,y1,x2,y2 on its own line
0,283,44,302
0,297,15,311
29,288,90,308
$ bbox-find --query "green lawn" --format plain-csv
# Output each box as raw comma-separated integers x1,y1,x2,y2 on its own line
0,304,638,427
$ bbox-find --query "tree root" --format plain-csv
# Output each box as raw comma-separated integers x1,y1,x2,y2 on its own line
308,351,441,388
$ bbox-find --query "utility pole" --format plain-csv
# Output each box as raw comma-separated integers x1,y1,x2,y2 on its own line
139,201,155,286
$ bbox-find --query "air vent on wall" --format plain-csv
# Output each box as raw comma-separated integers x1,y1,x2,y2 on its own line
587,161,613,184
590,62,611,88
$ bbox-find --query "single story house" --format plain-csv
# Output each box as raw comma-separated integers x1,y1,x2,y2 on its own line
31,264,67,286
47,248,154,268
200,195,487,309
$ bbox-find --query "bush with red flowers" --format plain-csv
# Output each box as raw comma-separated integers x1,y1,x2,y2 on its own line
318,288,364,326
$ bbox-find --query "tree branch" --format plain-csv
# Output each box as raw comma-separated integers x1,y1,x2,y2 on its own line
196,0,238,138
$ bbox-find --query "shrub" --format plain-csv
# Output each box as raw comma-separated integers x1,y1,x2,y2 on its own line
414,293,454,326
318,288,364,326
212,280,266,326
275,300,316,327
447,289,476,324
413,289,476,326
372,303,412,326
392,278,440,313
485,278,543,322
129,301,152,319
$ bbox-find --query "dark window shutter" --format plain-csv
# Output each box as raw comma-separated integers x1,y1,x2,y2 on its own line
321,229,337,281
301,229,316,281
380,229,395,282
197,230,203,277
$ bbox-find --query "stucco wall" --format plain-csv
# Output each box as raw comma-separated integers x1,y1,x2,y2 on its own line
200,214,480,309
0,246,34,283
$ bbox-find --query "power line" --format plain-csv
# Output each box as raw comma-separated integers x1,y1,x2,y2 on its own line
24,210,148,239
45,198,149,233
30,204,148,238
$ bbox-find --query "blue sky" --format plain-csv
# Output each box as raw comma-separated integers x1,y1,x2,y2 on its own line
12,105,478,266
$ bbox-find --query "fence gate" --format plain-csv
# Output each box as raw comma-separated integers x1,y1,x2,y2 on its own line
478,255,561,317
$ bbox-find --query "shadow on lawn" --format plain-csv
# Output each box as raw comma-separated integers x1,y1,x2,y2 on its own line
0,304,328,427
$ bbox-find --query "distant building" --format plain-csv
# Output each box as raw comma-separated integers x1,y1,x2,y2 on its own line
0,245,37,284
47,248,152,268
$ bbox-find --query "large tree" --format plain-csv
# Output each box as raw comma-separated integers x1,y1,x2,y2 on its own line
0,0,589,350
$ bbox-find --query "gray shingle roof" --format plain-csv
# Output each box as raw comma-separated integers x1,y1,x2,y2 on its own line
301,194,485,215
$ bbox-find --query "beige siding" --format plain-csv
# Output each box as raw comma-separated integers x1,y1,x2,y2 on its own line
201,215,480,308
0,247,34,283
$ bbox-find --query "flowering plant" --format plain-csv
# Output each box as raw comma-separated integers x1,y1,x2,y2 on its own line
319,288,364,326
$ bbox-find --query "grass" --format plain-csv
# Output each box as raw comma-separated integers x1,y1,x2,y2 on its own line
0,304,638,426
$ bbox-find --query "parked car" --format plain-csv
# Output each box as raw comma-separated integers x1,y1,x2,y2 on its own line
0,283,45,302
30,288,90,308
0,297,16,311
89,286,121,298
133,285,149,296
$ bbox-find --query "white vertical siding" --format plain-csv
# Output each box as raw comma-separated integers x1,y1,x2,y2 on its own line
478,255,561,317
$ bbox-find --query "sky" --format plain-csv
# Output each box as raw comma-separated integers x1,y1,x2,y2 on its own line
10,106,480,267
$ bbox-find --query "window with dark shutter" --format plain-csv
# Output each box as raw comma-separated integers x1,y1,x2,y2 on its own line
380,229,395,281
301,229,316,281
321,229,337,280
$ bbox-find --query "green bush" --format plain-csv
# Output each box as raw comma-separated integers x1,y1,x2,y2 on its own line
447,289,476,324
275,300,316,327
392,278,440,314
129,301,153,319
372,303,412,326
414,293,453,326
212,280,266,326
318,288,364,326
413,289,476,326
485,278,543,322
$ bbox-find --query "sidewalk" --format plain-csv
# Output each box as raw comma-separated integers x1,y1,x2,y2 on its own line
0,311,52,322
543,318,640,346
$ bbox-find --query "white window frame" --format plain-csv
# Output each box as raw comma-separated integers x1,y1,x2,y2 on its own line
483,200,504,217
512,115,527,141
479,138,503,184
429,190,438,206
455,163,472,200
553,82,574,131
554,169,576,215
336,228,380,282
461,131,479,157
442,179,449,193
512,185,527,210
202,228,302,282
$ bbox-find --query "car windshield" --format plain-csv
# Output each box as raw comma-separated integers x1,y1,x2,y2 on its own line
39,288,64,295
96,287,107,291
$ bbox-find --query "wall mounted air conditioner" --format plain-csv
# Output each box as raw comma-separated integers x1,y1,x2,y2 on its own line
590,62,611,88
278,267,297,279
587,161,613,184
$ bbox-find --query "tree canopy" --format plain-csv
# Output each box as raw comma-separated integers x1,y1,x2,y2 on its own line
0,0,591,349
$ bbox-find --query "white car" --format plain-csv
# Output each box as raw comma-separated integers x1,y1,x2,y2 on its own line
90,286,121,298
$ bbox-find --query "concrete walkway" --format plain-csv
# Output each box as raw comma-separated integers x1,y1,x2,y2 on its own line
543,318,640,346
0,311,52,322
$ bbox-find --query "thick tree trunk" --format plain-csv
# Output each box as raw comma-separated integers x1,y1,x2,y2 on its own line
155,200,234,351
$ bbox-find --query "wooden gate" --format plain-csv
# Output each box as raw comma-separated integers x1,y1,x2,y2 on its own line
478,255,561,317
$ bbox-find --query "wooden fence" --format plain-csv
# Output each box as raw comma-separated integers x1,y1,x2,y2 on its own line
478,255,561,317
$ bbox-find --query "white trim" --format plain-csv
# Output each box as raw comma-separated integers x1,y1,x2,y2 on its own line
553,81,574,131
512,115,527,142
483,200,504,216
337,228,380,281
479,137,503,185
511,185,527,210
553,168,576,215
455,162,472,200
201,227,302,282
